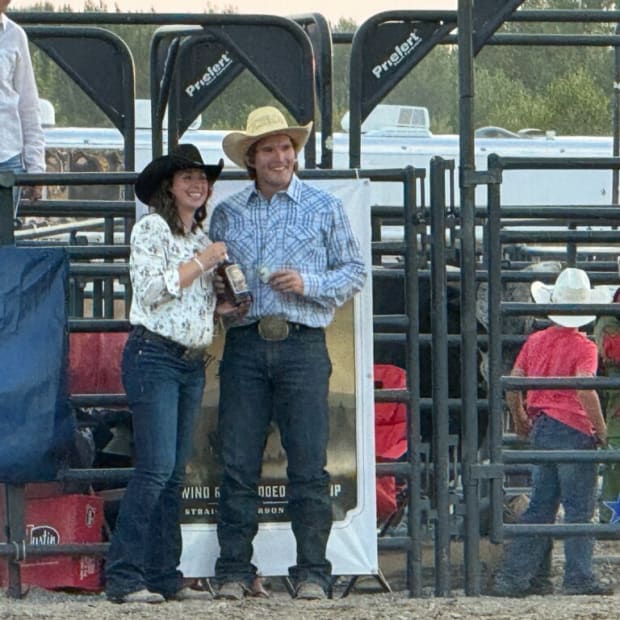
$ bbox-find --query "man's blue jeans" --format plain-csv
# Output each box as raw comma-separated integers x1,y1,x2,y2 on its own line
0,153,24,216
105,330,206,598
215,323,333,591
497,414,598,589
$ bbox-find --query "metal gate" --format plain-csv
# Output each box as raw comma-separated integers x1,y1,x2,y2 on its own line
473,153,620,595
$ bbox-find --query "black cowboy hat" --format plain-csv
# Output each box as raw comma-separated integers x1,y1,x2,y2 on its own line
135,144,224,205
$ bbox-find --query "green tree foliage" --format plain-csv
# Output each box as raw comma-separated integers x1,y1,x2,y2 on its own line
546,66,611,134
474,67,552,131
331,18,356,129
473,0,615,134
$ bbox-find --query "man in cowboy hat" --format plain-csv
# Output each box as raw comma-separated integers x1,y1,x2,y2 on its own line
492,267,613,597
209,106,367,600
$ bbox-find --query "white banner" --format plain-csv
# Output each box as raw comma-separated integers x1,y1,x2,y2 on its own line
180,178,377,578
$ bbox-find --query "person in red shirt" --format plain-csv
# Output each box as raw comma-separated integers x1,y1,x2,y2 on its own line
493,268,613,597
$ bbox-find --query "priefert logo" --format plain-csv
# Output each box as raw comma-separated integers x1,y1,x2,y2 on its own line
372,30,423,79
185,52,233,97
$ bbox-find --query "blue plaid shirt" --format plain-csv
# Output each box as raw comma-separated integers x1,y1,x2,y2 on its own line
209,175,367,328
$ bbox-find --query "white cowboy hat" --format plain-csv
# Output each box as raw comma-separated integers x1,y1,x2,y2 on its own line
531,267,612,327
222,106,313,168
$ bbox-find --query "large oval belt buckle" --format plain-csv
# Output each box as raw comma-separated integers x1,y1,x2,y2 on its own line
257,316,289,341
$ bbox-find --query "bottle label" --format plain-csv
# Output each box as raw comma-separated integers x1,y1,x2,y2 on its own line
224,264,249,295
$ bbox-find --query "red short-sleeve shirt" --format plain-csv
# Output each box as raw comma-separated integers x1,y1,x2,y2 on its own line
514,325,597,435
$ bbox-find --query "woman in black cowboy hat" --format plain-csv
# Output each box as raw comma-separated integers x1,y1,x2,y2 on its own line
105,145,229,604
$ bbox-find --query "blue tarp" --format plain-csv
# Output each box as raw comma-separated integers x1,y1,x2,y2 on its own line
0,247,75,483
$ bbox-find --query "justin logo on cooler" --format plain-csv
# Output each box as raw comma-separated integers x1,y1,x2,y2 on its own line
28,525,60,545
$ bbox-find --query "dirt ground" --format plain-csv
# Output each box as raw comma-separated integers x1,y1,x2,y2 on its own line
2,542,619,620
1,589,618,620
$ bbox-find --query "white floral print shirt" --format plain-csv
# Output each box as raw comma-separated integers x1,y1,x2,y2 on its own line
129,213,217,348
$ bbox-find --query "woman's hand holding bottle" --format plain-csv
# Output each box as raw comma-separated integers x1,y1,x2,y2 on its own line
197,242,228,272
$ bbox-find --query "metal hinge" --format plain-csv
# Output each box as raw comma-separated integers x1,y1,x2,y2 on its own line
460,168,502,188
468,463,505,480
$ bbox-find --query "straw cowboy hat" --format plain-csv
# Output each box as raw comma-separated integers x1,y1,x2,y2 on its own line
531,267,611,327
222,106,313,168
135,144,223,205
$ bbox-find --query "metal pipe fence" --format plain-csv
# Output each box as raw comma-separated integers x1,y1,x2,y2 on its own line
1,166,425,598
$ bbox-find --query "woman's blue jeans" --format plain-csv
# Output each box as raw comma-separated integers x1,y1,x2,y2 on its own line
105,330,206,598
214,323,333,591
498,414,598,589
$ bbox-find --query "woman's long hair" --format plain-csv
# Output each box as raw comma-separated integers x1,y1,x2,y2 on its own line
149,174,210,235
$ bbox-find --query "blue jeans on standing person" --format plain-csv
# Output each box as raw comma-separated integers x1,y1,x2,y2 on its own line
495,414,598,591
215,323,333,592
0,153,24,216
105,329,206,599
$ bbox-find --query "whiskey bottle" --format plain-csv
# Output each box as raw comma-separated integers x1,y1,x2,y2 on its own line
216,258,252,305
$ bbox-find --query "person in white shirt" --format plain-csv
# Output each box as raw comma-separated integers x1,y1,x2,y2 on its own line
0,0,45,206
